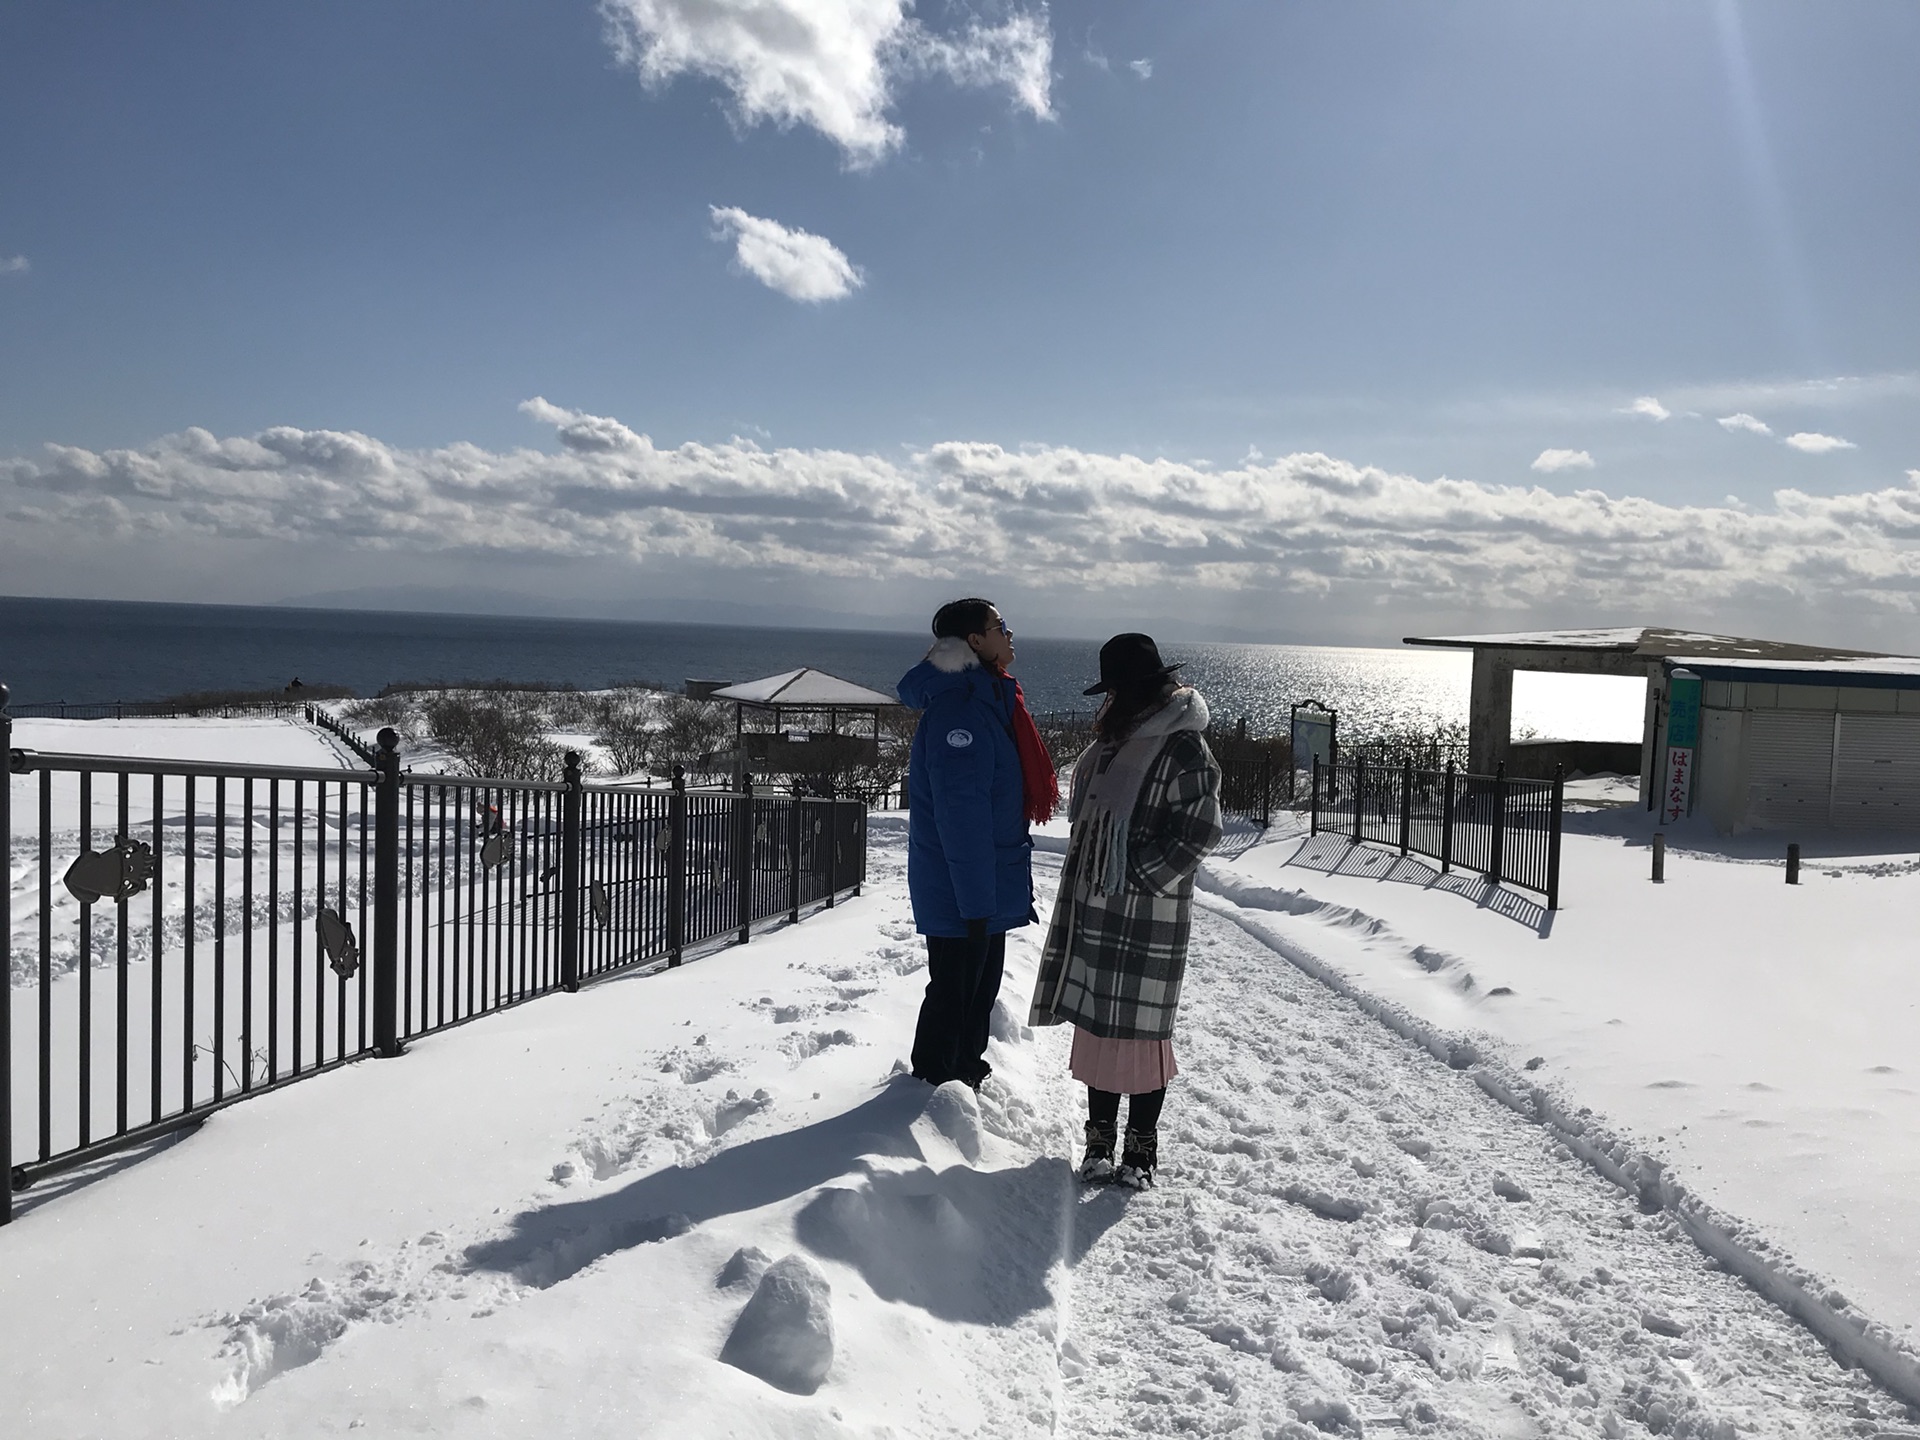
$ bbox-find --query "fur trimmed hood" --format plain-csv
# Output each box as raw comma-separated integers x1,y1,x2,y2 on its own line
925,635,981,674
897,636,990,711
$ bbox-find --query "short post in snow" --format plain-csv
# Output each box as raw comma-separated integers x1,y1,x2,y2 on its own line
1309,757,1320,836
667,765,687,967
1352,753,1365,844
1398,756,1413,857
1546,764,1564,911
559,751,583,992
1652,831,1666,884
1440,760,1456,874
1259,750,1273,829
371,727,404,1059
1,683,12,1224
1488,762,1507,885
737,771,755,946
1786,842,1800,886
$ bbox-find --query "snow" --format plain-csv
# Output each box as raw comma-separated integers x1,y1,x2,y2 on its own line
1199,806,1920,1387
712,669,901,709
1672,652,1920,680
6,713,1920,1433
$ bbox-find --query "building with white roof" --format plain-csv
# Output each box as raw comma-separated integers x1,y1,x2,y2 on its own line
1404,627,1920,832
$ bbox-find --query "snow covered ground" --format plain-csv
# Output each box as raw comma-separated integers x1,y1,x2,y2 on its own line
1199,803,1920,1381
7,789,1918,1436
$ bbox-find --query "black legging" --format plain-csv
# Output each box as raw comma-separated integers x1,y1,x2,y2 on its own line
1088,1085,1166,1134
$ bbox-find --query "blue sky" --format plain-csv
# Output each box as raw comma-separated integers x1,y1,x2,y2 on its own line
3,2,1919,644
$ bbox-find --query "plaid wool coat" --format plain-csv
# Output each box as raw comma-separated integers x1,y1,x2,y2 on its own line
1028,715,1224,1042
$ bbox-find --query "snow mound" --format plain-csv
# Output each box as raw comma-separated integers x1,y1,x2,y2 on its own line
922,1078,984,1162
718,1254,835,1395
714,1245,772,1290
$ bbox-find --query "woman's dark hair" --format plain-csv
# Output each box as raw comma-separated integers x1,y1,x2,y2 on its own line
931,597,996,640
1094,677,1178,742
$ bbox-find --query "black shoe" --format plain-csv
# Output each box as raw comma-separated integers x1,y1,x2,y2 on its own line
961,1060,993,1092
1079,1120,1117,1183
1116,1128,1158,1189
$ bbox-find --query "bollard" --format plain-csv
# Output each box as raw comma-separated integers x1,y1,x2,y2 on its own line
1786,842,1800,885
1652,831,1666,884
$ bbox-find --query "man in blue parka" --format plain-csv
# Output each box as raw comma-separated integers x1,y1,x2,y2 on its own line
897,597,1038,1089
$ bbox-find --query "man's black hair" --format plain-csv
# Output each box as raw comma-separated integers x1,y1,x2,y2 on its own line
931,597,997,640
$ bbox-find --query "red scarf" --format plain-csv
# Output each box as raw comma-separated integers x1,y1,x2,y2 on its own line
1003,673,1060,824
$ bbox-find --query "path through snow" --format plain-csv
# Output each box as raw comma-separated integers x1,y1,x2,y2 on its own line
1056,885,1908,1436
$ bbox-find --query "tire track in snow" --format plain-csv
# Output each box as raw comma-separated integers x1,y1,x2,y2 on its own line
1055,903,1911,1438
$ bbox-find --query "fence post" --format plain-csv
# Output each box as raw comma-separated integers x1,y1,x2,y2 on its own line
1440,760,1455,873
1398,757,1413,857
1309,757,1320,835
560,752,583,992
825,781,839,909
1260,751,1272,829
1352,753,1365,844
1489,761,1507,885
372,728,404,1058
667,765,687,967
737,771,755,946
1,684,12,1224
788,785,803,922
1546,764,1564,911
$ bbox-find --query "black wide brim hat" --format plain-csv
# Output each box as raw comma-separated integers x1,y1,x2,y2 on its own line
1083,632,1184,696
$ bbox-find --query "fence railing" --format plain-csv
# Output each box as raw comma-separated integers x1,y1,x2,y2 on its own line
303,702,381,765
1218,751,1281,828
1309,757,1562,907
1,702,865,1222
8,696,330,722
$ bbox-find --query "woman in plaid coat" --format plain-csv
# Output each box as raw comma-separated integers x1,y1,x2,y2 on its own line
1029,634,1223,1187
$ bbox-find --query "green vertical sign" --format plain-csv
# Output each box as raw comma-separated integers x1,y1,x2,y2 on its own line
1660,671,1702,824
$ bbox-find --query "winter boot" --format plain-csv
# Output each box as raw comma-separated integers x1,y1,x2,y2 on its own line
1115,1128,1158,1189
1079,1120,1118,1183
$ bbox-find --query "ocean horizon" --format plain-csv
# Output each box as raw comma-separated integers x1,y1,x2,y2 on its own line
0,593,1642,742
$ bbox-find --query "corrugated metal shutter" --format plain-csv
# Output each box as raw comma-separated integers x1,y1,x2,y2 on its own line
1746,711,1834,828
1831,714,1920,827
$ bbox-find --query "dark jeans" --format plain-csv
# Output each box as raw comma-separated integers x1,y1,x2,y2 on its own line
910,930,1007,1085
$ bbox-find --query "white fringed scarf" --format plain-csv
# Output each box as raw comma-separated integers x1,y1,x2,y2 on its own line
1071,688,1211,896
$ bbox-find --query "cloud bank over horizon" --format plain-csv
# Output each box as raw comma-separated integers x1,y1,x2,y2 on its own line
11,400,1920,641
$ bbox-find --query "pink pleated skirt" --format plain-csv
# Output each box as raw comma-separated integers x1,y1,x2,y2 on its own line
1069,1026,1178,1094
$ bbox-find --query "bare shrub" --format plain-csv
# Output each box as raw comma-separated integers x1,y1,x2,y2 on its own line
590,691,658,776
425,693,565,782
651,695,730,777
343,694,416,731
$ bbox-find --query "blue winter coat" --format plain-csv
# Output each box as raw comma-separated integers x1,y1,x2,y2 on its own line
897,637,1035,938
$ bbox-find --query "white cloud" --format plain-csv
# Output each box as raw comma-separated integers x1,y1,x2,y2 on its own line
1621,396,1669,421
1718,412,1772,436
1531,449,1594,473
1128,58,1152,79
709,207,864,302
1783,431,1857,454
0,256,27,275
21,402,1920,621
598,0,1052,167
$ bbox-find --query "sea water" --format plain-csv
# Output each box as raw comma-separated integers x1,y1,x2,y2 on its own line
0,595,1642,742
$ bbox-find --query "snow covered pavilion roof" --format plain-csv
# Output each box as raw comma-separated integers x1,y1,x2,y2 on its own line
709,668,900,710
1404,626,1902,665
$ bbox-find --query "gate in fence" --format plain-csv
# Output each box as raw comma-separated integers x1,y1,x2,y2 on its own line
1,698,865,1223
1309,757,1563,909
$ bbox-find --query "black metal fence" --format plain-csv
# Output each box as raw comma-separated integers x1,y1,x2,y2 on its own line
1,707,865,1222
1309,757,1562,907
1218,751,1282,828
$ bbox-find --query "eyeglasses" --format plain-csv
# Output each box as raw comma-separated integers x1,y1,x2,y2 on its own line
992,620,1013,641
